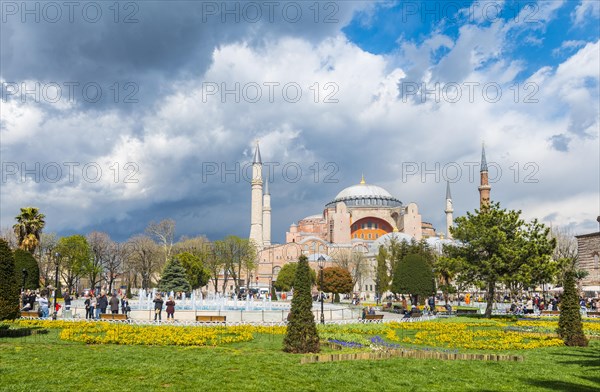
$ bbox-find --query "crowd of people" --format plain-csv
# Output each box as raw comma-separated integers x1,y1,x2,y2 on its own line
83,290,131,319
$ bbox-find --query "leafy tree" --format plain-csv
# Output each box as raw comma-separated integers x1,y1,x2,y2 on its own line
175,252,211,290
391,253,435,305
205,242,226,294
0,239,19,320
36,232,58,287
320,266,353,302
13,249,39,289
13,207,46,254
86,232,110,291
331,248,370,289
557,269,588,346
375,246,389,300
218,236,257,295
445,202,556,317
56,235,91,293
434,255,460,305
283,255,320,353
158,258,192,293
274,263,316,292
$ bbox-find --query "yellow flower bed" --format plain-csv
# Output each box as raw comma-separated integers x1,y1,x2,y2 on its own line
13,320,286,347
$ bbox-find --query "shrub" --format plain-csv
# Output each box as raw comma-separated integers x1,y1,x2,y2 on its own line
13,249,40,290
557,270,588,347
283,255,320,353
0,239,19,320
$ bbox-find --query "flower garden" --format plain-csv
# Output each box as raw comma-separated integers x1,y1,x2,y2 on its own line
10,317,599,351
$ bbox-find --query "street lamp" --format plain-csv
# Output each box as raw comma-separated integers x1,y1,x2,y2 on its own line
53,252,60,320
317,255,326,325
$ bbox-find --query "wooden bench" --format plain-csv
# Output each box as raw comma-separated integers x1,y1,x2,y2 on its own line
363,314,384,320
100,313,128,320
586,311,600,317
541,310,560,316
456,308,478,315
196,315,226,323
20,311,40,318
410,312,423,318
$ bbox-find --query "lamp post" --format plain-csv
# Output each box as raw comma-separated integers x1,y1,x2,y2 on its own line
20,269,28,308
317,255,326,324
52,252,60,320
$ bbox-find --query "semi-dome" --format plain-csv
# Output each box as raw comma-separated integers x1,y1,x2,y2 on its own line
370,232,414,252
326,177,401,208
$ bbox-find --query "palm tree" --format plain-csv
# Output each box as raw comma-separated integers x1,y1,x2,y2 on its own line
13,207,46,254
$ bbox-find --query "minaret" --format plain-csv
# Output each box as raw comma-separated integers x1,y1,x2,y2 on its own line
249,142,264,248
262,175,271,247
445,181,453,239
478,143,491,209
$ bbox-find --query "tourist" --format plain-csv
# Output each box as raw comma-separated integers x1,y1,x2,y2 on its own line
153,293,164,321
90,295,97,319
525,298,534,314
109,293,120,314
28,291,37,311
97,290,108,317
401,295,407,310
428,296,435,313
38,290,49,318
84,295,92,319
166,296,176,320
63,292,72,311
121,296,130,316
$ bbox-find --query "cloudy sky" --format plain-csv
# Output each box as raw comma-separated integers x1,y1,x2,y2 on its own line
1,0,599,243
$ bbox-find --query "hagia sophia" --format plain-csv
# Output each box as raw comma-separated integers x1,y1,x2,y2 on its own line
250,143,492,298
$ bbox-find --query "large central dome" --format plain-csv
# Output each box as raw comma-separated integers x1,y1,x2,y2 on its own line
326,178,402,208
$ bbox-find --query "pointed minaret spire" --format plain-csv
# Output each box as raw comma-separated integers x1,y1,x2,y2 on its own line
360,173,366,184
478,143,491,210
253,140,262,164
445,181,454,239
480,142,488,172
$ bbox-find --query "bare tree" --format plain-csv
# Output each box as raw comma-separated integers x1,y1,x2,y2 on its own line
87,231,111,290
551,226,587,285
126,235,161,289
37,232,58,286
0,227,17,249
331,248,370,290
104,241,125,293
146,219,175,266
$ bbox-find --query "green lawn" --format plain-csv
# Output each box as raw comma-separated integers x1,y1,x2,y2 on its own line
1,325,599,391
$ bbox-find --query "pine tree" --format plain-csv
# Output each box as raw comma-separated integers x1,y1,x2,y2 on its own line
391,253,435,305
557,270,588,346
158,258,191,293
0,239,19,320
14,249,40,290
283,255,320,353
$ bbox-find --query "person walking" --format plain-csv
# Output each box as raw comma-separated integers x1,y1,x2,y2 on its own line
97,290,108,318
109,293,120,314
121,296,130,316
91,295,98,319
165,296,176,320
63,292,72,311
153,293,164,321
84,295,92,319
38,291,49,318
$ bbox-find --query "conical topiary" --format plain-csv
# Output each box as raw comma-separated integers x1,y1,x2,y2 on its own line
283,255,320,353
557,270,588,346
157,258,191,293
0,239,19,320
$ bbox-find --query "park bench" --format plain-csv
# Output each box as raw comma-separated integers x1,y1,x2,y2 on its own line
456,308,478,315
363,314,384,320
410,312,423,318
20,311,40,318
100,313,128,321
586,311,600,317
541,310,560,316
196,315,226,323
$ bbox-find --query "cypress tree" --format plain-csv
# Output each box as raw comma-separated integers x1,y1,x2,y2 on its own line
158,258,192,293
557,270,588,346
0,239,19,320
283,255,320,353
14,249,40,290
270,285,278,301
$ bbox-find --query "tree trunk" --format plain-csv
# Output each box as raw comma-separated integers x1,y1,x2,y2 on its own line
485,281,495,318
